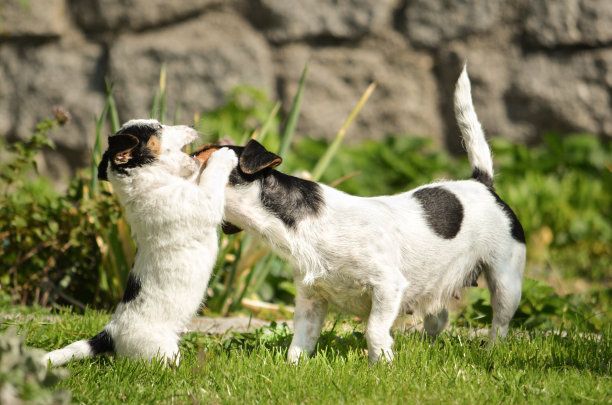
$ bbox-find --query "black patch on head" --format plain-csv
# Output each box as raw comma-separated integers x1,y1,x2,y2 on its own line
121,272,141,304
210,144,324,229
487,188,526,244
414,186,464,239
471,167,494,188
97,122,161,180
88,329,114,356
260,171,324,228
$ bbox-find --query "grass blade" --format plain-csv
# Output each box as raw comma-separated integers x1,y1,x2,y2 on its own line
277,60,309,157
254,102,281,144
311,82,376,182
107,80,120,133
150,64,167,123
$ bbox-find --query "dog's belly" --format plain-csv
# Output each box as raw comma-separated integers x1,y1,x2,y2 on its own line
312,277,373,318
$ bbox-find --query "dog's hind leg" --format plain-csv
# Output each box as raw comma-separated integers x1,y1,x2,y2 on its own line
288,286,328,364
366,273,409,363
423,308,450,341
485,243,525,347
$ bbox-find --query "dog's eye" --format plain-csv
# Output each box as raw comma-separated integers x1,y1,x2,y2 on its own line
157,124,163,129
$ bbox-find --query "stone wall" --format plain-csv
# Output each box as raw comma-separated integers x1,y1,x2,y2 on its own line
1,0,611,181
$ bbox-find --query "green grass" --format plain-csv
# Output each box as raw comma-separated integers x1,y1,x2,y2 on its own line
4,307,610,404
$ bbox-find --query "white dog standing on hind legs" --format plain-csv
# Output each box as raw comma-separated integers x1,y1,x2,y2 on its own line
194,66,526,363
43,119,238,367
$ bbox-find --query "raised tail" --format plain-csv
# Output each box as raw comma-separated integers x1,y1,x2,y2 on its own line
454,65,494,188
43,329,114,367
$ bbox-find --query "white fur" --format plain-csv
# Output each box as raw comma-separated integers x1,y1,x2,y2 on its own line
223,69,526,363
44,119,238,366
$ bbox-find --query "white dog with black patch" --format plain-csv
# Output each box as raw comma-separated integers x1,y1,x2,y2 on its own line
43,119,237,366
193,67,526,363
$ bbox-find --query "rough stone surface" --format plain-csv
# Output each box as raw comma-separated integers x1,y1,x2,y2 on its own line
438,38,612,148
0,0,69,38
250,0,398,43
404,0,508,49
109,11,273,124
276,32,440,142
1,0,611,183
188,316,282,334
524,0,612,48
0,39,105,178
70,0,222,32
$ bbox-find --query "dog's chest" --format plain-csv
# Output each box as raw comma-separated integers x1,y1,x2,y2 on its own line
311,276,373,318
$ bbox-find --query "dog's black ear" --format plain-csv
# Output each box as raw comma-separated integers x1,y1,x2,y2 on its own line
239,139,282,175
97,151,110,181
109,133,140,165
221,221,243,235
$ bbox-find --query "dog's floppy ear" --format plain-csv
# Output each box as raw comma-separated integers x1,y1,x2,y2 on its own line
109,134,140,165
239,139,282,175
97,134,139,181
97,151,110,181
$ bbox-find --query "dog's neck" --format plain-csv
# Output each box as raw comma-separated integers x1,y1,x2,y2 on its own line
224,179,293,252
224,171,331,282
109,161,202,248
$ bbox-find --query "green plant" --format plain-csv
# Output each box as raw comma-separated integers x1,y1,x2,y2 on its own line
456,278,611,332
0,327,70,404
0,117,104,308
491,134,612,281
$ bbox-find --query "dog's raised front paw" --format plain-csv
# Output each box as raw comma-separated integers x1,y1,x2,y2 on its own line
208,148,238,172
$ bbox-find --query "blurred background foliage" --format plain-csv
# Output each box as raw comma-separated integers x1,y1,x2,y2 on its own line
1,69,610,332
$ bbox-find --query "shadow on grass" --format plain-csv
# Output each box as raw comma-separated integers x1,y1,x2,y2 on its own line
185,320,610,377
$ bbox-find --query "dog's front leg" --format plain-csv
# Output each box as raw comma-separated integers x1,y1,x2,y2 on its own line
366,275,408,363
287,286,328,364
197,149,238,217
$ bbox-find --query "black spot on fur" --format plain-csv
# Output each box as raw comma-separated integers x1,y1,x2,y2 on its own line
471,167,494,188
487,188,526,244
414,187,464,239
121,272,141,303
260,171,324,228
88,330,114,356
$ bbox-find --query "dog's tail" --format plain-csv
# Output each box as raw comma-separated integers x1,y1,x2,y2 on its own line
43,329,114,367
454,65,494,188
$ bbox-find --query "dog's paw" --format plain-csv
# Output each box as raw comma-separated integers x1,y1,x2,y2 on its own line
209,148,238,172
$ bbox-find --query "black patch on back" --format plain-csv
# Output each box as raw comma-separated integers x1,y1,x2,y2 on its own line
88,330,114,356
414,187,464,239
487,188,526,244
471,167,494,188
121,272,141,303
260,171,324,228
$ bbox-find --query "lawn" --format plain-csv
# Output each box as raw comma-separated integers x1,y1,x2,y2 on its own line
3,306,610,404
